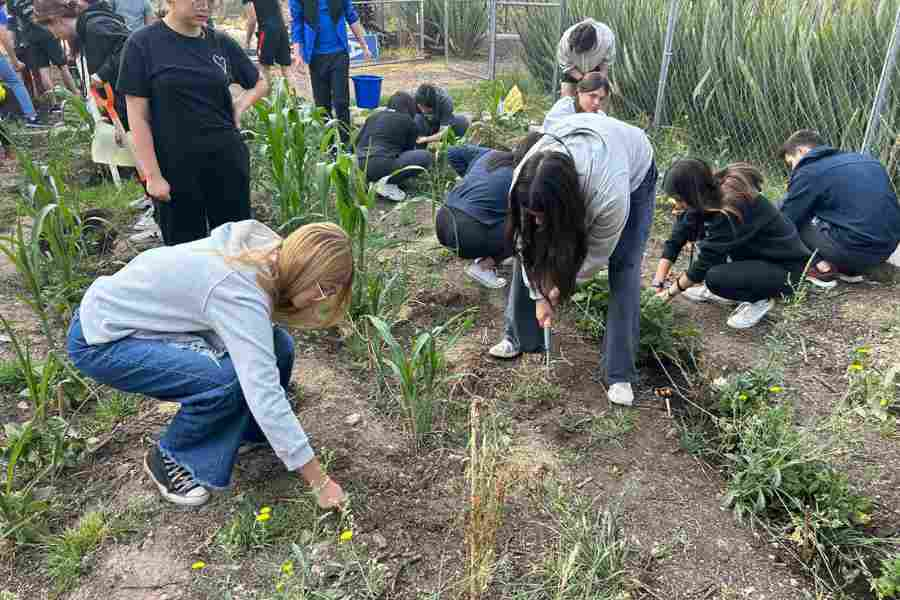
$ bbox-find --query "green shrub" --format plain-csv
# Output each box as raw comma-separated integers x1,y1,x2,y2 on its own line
874,555,900,599
571,273,696,364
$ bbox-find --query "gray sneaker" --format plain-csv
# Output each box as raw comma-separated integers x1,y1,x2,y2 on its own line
374,178,406,202
726,298,775,330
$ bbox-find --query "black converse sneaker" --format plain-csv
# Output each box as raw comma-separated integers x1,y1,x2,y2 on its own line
143,445,210,507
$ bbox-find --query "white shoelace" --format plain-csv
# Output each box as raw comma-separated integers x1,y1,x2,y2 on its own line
163,456,200,493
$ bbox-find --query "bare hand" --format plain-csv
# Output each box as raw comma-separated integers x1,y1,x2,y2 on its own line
90,74,104,88
316,477,347,509
113,124,125,147
12,59,25,72
292,44,307,74
546,286,561,307
536,299,554,329
416,137,428,146
146,174,171,202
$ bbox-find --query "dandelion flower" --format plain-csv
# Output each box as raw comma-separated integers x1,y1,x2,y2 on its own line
768,386,783,394
256,512,271,523
855,347,872,355
259,506,272,515
339,530,353,544
281,561,294,576
738,393,748,401
848,363,864,373
276,581,285,593
191,561,206,571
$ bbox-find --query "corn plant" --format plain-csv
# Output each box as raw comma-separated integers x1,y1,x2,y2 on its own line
250,79,338,231
366,312,472,448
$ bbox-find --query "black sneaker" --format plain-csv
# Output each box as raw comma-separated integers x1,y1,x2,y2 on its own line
143,445,210,507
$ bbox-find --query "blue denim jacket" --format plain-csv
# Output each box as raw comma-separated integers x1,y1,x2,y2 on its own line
289,0,359,64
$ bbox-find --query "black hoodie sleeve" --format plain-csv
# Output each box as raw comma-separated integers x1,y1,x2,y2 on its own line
84,15,130,86
661,209,702,262
779,167,818,228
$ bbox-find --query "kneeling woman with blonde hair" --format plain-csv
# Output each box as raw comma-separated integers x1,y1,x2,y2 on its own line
67,221,353,508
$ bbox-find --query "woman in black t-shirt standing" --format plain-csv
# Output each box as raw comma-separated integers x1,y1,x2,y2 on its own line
118,0,268,246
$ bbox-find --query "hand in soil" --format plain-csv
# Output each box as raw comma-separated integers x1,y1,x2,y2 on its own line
316,478,347,510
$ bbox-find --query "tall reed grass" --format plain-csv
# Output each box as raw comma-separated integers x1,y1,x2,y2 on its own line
518,0,900,171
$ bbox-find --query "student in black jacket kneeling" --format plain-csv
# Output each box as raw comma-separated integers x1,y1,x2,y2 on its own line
778,129,900,285
653,158,812,330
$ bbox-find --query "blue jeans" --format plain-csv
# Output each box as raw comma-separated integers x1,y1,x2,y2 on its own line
0,56,37,120
67,310,295,489
447,144,490,177
504,161,658,385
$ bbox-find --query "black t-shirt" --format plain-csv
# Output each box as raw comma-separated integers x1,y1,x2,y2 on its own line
117,22,259,156
242,0,284,28
356,109,417,160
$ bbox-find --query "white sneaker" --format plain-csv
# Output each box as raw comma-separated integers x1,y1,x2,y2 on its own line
682,284,734,305
607,382,634,407
133,207,156,231
488,338,521,359
466,259,507,289
837,273,864,284
375,178,406,202
726,298,775,329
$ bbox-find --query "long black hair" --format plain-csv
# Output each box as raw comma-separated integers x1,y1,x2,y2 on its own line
506,150,587,302
662,158,763,223
483,131,543,173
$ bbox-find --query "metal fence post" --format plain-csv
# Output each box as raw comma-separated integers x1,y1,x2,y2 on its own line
652,0,680,128
419,0,425,57
444,0,450,69
861,5,900,155
488,0,498,80
553,0,566,99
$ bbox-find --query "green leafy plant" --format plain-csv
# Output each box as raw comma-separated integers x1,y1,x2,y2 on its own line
874,555,900,599
571,273,696,364
366,312,472,447
250,79,338,231
846,347,899,424
46,511,110,591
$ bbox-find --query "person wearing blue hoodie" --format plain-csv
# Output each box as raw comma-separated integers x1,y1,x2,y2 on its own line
779,129,900,284
289,0,371,144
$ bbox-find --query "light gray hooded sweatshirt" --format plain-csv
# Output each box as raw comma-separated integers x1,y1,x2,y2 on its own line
79,220,315,473
512,112,654,294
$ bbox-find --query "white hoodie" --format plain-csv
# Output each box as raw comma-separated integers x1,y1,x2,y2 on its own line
79,220,315,473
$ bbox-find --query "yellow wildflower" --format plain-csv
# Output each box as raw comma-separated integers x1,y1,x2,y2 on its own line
256,512,271,523
259,506,272,515
191,561,206,571
738,393,748,401
276,581,285,593
768,386,783,394
339,530,353,544
281,561,294,576
855,347,872,355
848,363,864,373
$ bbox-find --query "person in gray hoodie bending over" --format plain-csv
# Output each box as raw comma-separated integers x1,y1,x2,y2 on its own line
488,112,656,408
67,221,352,508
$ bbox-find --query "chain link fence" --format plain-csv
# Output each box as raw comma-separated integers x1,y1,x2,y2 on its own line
512,0,900,183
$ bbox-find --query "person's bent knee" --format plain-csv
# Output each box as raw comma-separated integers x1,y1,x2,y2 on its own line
435,205,454,248
412,149,433,170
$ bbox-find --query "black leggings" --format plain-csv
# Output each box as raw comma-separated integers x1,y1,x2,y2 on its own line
360,150,433,184
435,205,510,260
705,260,806,303
156,137,251,246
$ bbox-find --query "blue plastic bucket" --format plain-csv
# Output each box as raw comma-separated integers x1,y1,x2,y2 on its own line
351,75,383,109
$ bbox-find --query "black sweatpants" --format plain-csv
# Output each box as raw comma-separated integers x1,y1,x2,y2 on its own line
798,219,890,276
309,51,350,144
156,137,251,246
705,260,806,303
360,150,433,184
435,205,510,261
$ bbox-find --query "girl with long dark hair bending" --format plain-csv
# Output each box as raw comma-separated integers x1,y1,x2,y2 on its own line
489,113,657,408
652,158,812,329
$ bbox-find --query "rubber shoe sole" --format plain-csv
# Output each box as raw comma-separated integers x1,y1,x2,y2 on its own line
143,450,210,507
